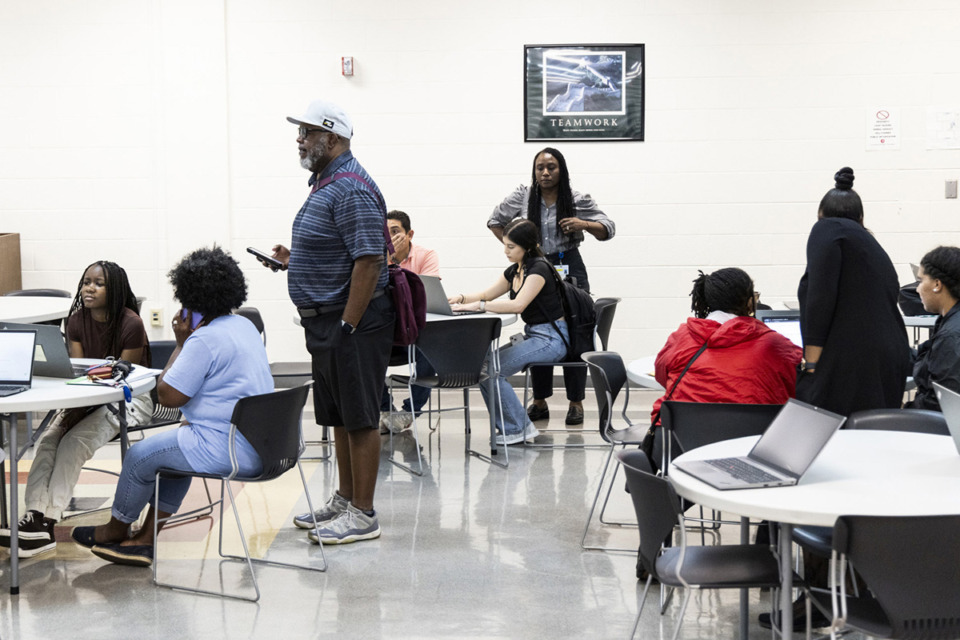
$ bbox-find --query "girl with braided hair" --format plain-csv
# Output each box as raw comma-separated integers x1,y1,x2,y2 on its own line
651,268,801,444
796,167,910,415
905,246,960,410
0,261,153,558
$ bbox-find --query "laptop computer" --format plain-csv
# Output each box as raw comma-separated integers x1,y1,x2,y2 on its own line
756,309,802,349
673,398,846,490
0,330,38,397
0,321,87,378
420,275,484,316
932,382,960,454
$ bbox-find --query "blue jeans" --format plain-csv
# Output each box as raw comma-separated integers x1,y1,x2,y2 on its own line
110,429,261,523
380,349,435,414
480,321,569,436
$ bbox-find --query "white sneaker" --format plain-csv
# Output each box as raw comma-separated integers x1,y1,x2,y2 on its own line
496,424,540,446
307,503,381,545
387,412,413,434
379,411,392,434
292,491,349,529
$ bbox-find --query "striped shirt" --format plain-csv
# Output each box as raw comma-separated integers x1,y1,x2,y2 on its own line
288,151,388,307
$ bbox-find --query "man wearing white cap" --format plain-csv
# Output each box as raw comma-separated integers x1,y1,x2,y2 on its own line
265,100,394,544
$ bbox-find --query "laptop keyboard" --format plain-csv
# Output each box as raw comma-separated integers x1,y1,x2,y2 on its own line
706,457,780,484
0,384,28,397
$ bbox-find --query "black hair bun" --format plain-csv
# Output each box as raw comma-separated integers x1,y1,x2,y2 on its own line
834,167,855,191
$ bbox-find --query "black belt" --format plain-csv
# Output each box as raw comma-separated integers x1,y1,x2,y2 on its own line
297,289,384,318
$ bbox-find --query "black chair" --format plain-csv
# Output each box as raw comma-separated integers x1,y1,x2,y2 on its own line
811,514,960,639
235,307,313,388
152,385,326,602
619,449,791,640
3,288,72,298
792,408,950,572
520,297,620,441
389,316,506,472
579,351,648,550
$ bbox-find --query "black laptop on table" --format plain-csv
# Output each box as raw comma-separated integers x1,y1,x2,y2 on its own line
673,398,846,490
0,321,88,378
0,330,38,397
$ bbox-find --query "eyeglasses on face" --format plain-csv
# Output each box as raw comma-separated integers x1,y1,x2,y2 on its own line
298,126,327,138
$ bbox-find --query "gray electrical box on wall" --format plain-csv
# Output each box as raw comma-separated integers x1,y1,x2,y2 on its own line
947,180,958,199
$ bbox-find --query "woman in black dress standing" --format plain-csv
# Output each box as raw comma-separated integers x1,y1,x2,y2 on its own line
797,167,910,415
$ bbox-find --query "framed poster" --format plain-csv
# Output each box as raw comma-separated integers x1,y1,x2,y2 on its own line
524,43,644,142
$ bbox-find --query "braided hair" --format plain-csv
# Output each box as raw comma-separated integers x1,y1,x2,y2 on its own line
920,246,960,301
818,166,864,224
525,148,575,239
69,261,142,359
690,268,755,319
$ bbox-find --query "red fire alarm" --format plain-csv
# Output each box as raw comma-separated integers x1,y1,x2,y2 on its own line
342,57,354,76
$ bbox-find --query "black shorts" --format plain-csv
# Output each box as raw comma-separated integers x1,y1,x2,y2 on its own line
302,294,395,431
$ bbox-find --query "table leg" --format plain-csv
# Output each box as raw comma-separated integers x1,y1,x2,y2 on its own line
9,412,19,595
740,516,748,640
779,522,793,636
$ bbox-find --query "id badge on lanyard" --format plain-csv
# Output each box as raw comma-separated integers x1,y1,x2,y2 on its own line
555,252,570,279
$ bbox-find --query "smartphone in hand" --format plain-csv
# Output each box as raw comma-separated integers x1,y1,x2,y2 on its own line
247,246,284,270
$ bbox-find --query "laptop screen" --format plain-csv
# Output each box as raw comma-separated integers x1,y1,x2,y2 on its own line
0,330,38,384
757,310,803,348
748,399,845,477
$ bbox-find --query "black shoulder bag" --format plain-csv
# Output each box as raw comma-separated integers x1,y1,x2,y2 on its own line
642,341,709,469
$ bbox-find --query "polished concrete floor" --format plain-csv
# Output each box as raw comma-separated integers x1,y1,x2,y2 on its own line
0,388,866,640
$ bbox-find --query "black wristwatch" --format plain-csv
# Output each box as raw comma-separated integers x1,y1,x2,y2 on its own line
340,319,356,335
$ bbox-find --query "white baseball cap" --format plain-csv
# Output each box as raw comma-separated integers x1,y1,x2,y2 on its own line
286,100,353,139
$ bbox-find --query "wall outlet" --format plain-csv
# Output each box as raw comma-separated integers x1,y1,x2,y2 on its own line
947,180,958,199
150,309,163,327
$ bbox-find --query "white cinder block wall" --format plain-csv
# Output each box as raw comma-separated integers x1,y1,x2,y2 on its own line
3,0,960,364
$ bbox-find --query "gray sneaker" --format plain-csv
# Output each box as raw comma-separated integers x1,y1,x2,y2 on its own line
307,503,380,545
292,491,349,529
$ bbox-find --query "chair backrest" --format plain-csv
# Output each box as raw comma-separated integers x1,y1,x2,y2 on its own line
619,449,682,578
593,297,620,351
150,339,177,369
582,351,628,441
845,408,949,436
833,514,960,637
3,288,72,298
413,316,502,388
660,401,783,467
235,307,266,346
231,385,310,479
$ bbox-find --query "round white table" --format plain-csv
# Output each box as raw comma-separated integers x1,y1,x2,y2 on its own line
0,297,71,324
0,373,157,595
670,430,960,634
626,355,664,391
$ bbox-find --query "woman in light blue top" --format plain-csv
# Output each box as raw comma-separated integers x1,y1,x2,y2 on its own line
71,246,274,567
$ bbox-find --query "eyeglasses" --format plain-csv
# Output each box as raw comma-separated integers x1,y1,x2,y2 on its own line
298,126,326,138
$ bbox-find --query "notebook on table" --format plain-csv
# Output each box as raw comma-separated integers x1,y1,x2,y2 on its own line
0,330,38,397
420,275,484,316
932,382,960,455
756,309,802,349
673,398,846,490
0,321,88,378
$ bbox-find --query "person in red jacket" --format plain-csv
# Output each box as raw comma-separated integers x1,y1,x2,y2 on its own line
652,267,802,426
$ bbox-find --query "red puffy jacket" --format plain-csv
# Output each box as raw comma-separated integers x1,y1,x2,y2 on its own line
651,316,802,421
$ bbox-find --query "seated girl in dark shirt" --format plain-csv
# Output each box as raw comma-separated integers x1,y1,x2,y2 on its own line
450,219,569,445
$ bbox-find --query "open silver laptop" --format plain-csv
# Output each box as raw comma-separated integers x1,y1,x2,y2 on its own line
0,330,38,397
419,275,483,316
673,398,846,490
756,309,802,349
0,321,87,378
932,382,960,454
